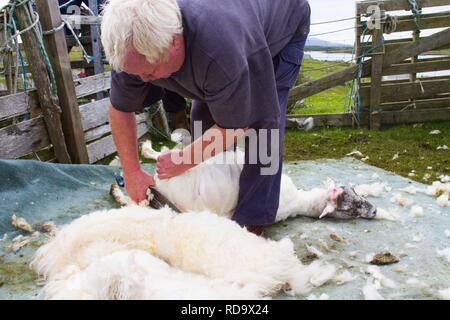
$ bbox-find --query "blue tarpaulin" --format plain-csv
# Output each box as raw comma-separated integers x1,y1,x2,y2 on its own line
0,158,449,299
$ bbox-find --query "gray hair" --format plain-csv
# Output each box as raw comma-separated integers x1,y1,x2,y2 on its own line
101,0,183,71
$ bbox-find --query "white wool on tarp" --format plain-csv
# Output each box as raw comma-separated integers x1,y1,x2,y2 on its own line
41,250,260,300
426,181,450,197
11,214,34,233
436,194,449,207
375,207,402,222
410,205,424,218
363,278,384,300
405,278,428,289
366,266,397,289
354,182,388,198
399,186,419,194
306,245,325,258
390,193,414,207
333,270,356,285
307,293,330,300
438,288,450,300
445,230,450,238
436,248,450,263
412,233,425,243
32,206,336,299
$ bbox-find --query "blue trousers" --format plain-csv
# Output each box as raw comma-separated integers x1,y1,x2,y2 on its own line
191,32,308,226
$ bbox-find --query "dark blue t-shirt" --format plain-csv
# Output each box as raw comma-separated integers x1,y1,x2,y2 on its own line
110,0,310,128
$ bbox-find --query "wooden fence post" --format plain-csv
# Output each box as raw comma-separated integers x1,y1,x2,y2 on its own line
0,28,16,94
369,2,385,130
88,0,105,100
354,6,362,128
15,3,72,163
36,0,90,164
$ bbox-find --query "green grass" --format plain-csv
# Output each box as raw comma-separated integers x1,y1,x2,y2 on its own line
290,57,351,115
284,121,449,184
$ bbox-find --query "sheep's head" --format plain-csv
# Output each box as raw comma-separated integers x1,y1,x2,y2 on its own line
320,181,377,219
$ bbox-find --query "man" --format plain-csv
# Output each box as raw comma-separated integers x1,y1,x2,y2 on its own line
101,0,310,234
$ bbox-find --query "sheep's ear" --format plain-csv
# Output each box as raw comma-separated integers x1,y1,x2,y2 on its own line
319,204,335,219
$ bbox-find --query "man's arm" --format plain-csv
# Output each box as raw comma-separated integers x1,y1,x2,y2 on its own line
109,102,154,202
156,125,246,179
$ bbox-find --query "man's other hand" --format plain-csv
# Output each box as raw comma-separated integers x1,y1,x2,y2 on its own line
156,150,193,180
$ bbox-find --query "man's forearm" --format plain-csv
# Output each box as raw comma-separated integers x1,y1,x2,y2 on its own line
108,103,141,173
181,125,246,166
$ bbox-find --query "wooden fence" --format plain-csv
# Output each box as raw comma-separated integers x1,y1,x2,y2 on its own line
288,0,450,129
0,0,154,164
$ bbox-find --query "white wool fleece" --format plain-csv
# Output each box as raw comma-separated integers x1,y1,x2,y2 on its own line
33,206,335,299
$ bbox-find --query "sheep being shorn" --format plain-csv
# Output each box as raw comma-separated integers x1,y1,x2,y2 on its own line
141,143,377,221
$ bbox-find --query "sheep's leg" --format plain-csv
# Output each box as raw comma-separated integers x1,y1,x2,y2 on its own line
275,188,330,222
275,180,377,221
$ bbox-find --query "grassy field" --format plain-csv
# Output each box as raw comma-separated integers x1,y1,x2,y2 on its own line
284,121,449,184
290,57,351,115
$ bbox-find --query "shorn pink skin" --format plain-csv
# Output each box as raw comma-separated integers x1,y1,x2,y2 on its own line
123,35,185,82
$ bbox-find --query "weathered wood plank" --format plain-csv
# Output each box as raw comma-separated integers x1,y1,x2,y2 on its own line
87,121,149,163
88,0,106,101
0,92,39,121
378,96,450,111
15,4,71,163
38,0,89,164
289,27,450,101
383,58,450,75
380,107,450,124
79,98,109,131
84,113,148,142
357,0,450,13
0,117,50,159
61,14,102,26
360,78,450,104
369,8,384,130
75,72,111,98
359,11,450,35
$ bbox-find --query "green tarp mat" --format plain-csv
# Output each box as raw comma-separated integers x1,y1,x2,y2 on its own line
0,158,449,299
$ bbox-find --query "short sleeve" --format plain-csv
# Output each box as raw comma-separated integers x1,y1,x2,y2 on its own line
204,50,280,129
109,70,164,113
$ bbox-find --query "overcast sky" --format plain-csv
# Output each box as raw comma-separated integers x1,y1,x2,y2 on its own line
1,0,449,46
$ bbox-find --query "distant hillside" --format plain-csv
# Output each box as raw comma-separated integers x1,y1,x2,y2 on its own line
306,37,352,48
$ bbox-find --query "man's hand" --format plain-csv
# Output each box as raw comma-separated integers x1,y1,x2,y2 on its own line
124,168,155,203
156,150,194,180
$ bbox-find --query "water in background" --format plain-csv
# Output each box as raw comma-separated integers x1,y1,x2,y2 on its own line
305,51,450,80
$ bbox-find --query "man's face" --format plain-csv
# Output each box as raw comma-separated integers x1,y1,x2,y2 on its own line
123,35,185,82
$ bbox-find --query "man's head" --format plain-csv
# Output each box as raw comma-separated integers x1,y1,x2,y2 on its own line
101,0,185,81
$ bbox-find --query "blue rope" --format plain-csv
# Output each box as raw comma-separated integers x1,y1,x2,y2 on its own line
18,48,30,120
408,0,422,32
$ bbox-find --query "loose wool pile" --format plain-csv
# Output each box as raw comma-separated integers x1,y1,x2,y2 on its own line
32,206,336,299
